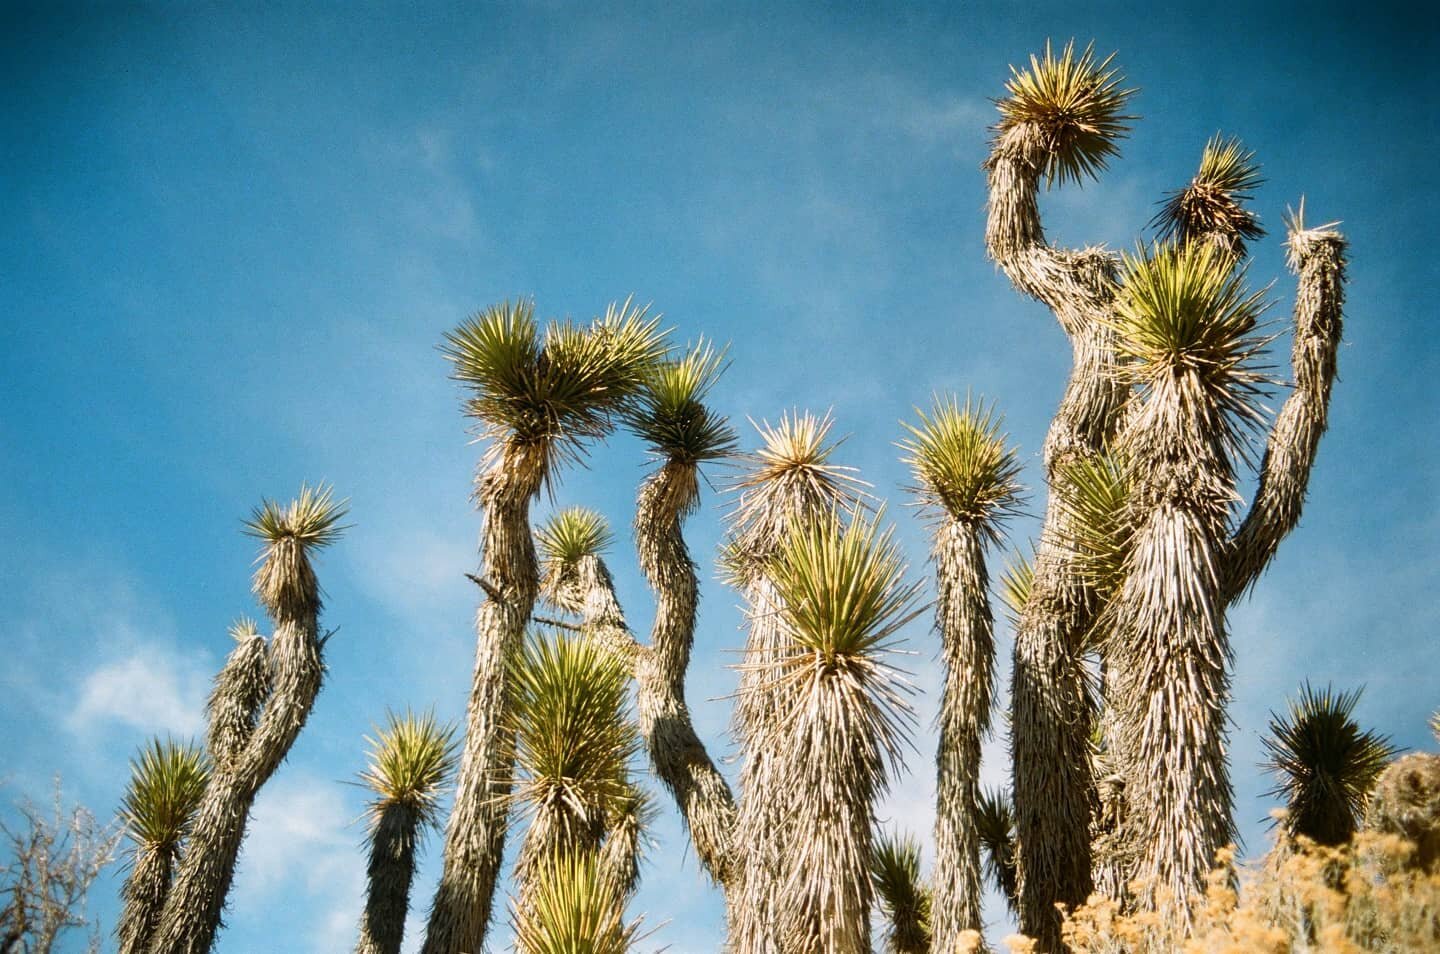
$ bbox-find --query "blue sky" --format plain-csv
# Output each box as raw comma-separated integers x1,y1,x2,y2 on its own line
2,2,1436,950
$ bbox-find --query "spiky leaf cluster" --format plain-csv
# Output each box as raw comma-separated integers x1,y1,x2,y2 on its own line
769,510,924,664
900,396,1023,536
976,787,1019,912
120,739,210,854
870,832,932,953
996,39,1135,187
242,484,348,619
509,851,642,954
999,551,1035,629
1154,135,1265,251
535,507,614,610
443,298,669,479
627,338,736,466
1262,683,1399,846
1112,241,1273,447
358,710,458,832
507,634,640,827
726,411,867,581
1056,450,1135,603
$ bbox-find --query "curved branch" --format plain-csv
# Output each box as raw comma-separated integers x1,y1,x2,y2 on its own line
1224,224,1346,604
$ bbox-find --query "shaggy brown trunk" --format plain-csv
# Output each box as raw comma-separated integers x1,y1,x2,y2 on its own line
355,804,422,954
116,848,172,954
931,521,996,949
152,538,325,954
422,453,542,954
986,121,1123,951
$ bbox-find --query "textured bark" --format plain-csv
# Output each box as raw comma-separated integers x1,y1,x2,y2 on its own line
355,805,421,954
633,469,739,889
116,848,171,954
930,522,994,949
1366,753,1440,873
205,633,270,772
987,121,1123,951
422,457,542,954
153,539,325,954
1224,230,1347,604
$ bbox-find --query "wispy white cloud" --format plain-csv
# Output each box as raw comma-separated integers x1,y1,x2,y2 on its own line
68,648,209,738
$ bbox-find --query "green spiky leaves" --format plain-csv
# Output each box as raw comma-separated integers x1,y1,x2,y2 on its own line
770,510,925,664
507,634,640,828
1262,683,1399,846
727,412,868,577
871,832,932,954
242,484,348,621
443,298,670,480
627,338,736,467
536,507,614,572
1112,241,1273,445
996,40,1135,187
900,395,1023,535
509,851,643,954
1155,135,1265,252
120,739,210,854
999,551,1035,628
243,484,348,549
1056,450,1135,604
976,788,1019,911
358,709,458,831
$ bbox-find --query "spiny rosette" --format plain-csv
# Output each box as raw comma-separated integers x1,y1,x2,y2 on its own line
899,395,1023,533
242,483,348,620
1056,450,1135,603
996,39,1135,187
1111,240,1273,443
626,337,736,466
506,633,640,822
535,507,614,610
509,850,643,954
443,297,669,481
870,831,932,953
357,709,458,830
1154,134,1265,251
1262,683,1398,846
120,738,211,854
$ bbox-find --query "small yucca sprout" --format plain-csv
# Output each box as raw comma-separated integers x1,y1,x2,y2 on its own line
727,411,868,577
358,710,459,831
900,395,1023,536
1262,683,1399,846
1112,241,1273,444
507,634,639,830
976,787,1019,913
510,851,643,954
871,832,932,954
1154,134,1265,251
120,738,210,854
999,550,1035,629
1283,199,1345,273
1056,450,1135,601
995,39,1135,187
242,484,348,620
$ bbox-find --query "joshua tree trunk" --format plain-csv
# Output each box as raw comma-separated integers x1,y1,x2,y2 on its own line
986,120,1123,951
931,523,996,948
152,489,344,954
116,850,171,954
422,455,542,954
355,805,422,954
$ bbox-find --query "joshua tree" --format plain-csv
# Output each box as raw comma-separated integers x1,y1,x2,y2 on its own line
983,40,1348,942
423,300,667,954
869,832,932,954
115,740,209,954
900,396,1021,948
504,632,647,918
353,710,458,954
150,485,347,954
1262,684,1397,848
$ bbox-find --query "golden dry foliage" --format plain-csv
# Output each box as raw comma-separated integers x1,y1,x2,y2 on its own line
1017,833,1440,954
